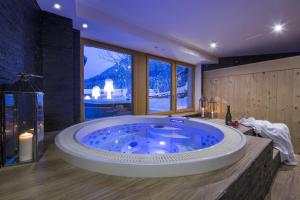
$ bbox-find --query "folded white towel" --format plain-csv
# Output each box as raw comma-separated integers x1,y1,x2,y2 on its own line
239,117,297,166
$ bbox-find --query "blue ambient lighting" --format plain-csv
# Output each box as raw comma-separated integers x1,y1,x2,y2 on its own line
169,118,184,123
80,122,224,154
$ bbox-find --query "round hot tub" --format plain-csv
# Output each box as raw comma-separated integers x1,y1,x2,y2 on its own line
55,116,246,177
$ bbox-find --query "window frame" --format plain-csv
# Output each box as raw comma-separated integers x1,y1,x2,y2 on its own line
146,56,195,115
175,63,195,113
80,39,135,121
80,38,196,121
146,56,174,115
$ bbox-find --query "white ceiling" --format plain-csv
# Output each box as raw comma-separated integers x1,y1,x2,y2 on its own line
37,0,300,64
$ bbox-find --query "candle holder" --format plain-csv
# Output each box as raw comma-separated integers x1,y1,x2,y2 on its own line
208,97,217,119
199,96,207,118
0,73,45,166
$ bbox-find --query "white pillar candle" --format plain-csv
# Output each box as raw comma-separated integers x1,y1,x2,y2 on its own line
19,132,33,162
201,107,205,118
211,111,214,119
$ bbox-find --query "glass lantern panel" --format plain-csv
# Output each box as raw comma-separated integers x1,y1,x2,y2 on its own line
16,93,35,163
4,94,17,165
36,92,44,159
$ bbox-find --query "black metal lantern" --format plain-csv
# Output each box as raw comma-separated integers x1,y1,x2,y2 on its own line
0,74,44,166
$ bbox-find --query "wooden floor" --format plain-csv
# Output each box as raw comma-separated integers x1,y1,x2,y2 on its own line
266,155,300,200
0,132,273,200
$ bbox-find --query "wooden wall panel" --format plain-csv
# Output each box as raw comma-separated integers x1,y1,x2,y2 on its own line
276,70,294,134
203,56,300,153
292,69,300,150
265,72,277,122
133,53,147,115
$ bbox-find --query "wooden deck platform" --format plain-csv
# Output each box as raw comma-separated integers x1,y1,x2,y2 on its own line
0,120,279,200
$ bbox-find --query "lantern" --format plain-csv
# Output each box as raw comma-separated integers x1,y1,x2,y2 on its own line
199,96,207,118
208,97,217,119
0,73,44,166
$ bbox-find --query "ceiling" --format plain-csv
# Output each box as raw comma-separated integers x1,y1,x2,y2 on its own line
37,0,300,65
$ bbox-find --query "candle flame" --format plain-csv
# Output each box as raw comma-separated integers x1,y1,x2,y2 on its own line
19,132,33,139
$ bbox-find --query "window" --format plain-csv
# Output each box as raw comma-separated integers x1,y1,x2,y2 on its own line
148,59,172,113
176,65,193,110
83,46,132,120
147,59,194,114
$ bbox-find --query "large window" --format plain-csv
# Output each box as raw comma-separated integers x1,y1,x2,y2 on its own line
176,65,193,110
83,46,132,120
148,59,172,113
147,58,194,114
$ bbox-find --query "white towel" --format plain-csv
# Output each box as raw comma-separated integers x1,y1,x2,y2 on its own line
239,117,297,166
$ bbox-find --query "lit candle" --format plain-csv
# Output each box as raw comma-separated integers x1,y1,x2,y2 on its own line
28,128,34,133
211,111,214,119
201,107,205,118
19,132,33,162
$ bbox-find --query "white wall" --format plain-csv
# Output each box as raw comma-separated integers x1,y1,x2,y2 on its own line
194,64,202,112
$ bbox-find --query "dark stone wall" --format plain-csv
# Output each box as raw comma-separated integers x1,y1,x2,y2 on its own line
0,0,41,88
73,30,81,124
0,1,81,131
41,12,80,131
219,141,279,200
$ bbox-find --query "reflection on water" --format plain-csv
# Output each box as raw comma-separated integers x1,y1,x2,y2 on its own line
80,123,224,154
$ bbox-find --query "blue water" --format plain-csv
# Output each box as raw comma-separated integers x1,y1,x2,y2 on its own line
79,123,224,154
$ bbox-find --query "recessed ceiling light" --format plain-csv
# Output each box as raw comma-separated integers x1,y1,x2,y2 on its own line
210,42,217,49
272,23,285,33
53,3,61,10
82,23,88,29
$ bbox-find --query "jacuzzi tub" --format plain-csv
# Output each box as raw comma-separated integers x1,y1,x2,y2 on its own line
55,116,247,177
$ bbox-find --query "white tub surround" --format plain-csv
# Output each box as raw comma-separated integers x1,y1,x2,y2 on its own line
55,116,246,177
